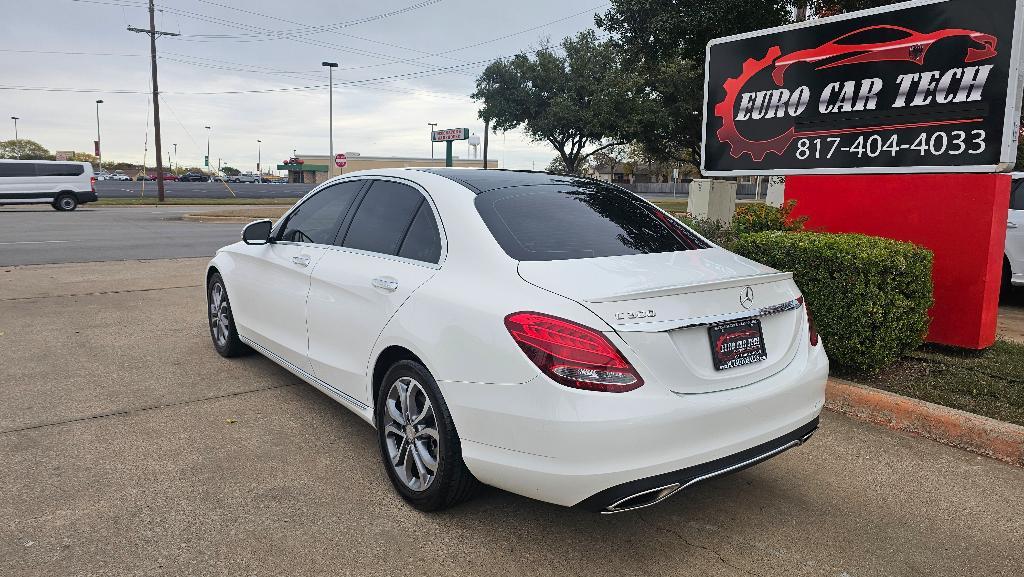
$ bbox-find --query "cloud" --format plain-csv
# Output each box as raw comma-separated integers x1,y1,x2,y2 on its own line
1,0,603,171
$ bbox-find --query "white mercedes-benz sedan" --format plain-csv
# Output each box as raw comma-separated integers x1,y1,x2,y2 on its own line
206,168,828,513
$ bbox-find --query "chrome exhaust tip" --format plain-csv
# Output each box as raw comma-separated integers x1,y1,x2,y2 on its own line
603,483,682,514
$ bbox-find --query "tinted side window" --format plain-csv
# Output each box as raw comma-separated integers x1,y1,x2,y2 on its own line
36,163,85,177
475,183,708,261
279,181,363,244
0,163,37,177
341,181,425,256
398,203,442,263
1011,178,1024,211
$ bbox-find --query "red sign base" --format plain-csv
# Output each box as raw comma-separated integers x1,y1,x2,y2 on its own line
785,173,1011,349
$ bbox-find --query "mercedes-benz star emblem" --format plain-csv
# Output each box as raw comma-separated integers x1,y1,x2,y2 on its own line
739,286,755,309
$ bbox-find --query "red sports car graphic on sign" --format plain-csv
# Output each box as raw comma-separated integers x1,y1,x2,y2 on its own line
715,25,998,161
771,25,998,85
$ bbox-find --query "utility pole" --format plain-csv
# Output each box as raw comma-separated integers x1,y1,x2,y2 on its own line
10,117,18,140
257,139,261,175
482,118,489,170
322,61,338,176
128,1,179,202
172,143,177,171
205,126,211,172
428,122,437,159
95,100,103,172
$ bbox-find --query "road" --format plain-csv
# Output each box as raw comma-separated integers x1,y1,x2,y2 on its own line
0,205,243,266
96,180,312,199
0,257,1021,576
94,181,720,201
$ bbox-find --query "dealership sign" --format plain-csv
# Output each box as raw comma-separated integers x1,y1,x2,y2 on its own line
431,128,469,142
701,0,1024,175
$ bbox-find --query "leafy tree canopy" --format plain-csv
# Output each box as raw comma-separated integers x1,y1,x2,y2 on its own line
221,166,241,176
473,30,635,174
596,0,898,164
0,139,51,160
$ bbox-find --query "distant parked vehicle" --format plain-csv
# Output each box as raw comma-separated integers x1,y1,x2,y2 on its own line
227,173,258,183
136,174,154,181
0,159,97,210
178,172,210,182
95,171,111,181
109,173,131,181
160,173,178,182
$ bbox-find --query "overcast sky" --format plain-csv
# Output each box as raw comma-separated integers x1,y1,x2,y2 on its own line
0,0,609,171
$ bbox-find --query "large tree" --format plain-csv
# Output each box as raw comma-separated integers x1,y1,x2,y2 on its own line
0,139,51,160
473,30,635,174
596,0,897,164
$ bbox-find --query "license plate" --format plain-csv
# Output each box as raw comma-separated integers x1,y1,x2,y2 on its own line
708,318,767,371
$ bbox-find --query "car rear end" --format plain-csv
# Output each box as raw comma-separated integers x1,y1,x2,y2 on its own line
449,176,827,511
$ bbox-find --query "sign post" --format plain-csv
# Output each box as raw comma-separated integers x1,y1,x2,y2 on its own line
701,0,1024,349
431,128,469,167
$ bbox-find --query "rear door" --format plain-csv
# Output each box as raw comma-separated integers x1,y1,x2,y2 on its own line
228,180,364,370
307,178,443,404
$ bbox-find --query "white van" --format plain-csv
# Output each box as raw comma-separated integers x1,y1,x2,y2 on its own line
0,160,98,211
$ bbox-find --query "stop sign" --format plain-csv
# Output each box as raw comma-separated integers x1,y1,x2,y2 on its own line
335,153,347,168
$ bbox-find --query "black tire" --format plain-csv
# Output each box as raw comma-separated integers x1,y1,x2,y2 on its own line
375,360,479,511
206,272,249,358
53,193,78,211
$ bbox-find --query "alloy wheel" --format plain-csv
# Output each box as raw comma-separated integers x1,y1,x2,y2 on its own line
383,376,440,491
208,282,230,348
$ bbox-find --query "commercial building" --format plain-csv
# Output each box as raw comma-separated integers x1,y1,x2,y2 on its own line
278,153,498,185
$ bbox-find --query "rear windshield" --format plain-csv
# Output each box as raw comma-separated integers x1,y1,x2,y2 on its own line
474,182,708,261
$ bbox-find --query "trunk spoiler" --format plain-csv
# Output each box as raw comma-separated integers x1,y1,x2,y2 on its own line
585,271,794,303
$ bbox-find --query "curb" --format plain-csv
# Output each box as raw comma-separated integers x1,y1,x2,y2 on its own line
825,378,1024,467
181,214,261,224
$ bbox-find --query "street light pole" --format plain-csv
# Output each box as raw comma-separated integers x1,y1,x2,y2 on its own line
322,61,338,177
95,100,103,172
205,125,211,172
172,143,177,171
257,139,261,175
428,122,437,160
10,117,18,140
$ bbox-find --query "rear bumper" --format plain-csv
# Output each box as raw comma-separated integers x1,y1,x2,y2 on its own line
442,340,828,508
576,417,818,512
75,191,98,203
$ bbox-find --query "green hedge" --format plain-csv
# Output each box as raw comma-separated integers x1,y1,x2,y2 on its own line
733,231,934,373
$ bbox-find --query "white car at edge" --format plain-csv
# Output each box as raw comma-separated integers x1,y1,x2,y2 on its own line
1005,173,1024,289
205,168,828,513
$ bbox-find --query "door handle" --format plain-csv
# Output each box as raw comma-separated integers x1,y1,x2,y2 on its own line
372,277,399,292
1009,221,1019,229
291,255,311,267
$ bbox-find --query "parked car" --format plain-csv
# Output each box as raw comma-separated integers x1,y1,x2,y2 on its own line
95,171,111,181
227,173,258,183
160,173,178,182
205,168,827,513
178,172,210,182
1006,173,1024,290
109,173,131,181
0,159,97,210
135,174,154,181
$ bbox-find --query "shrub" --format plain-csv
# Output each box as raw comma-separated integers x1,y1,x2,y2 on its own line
681,200,807,249
733,231,934,373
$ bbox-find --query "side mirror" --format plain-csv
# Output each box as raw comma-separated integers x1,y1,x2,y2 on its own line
242,219,273,245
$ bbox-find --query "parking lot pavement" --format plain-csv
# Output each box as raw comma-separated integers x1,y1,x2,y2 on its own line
0,206,246,266
2,258,1023,577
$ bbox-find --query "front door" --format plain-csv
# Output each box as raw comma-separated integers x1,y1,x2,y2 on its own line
307,179,444,404
230,180,365,371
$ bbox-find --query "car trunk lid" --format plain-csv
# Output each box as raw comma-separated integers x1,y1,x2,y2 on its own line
518,249,805,394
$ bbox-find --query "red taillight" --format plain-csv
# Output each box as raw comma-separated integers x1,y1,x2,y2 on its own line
797,296,819,346
504,311,643,393
90,177,96,191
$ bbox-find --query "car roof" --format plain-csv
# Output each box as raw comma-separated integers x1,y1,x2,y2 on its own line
414,168,591,194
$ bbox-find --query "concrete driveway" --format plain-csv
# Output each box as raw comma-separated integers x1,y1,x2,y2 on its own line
1,258,1022,577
